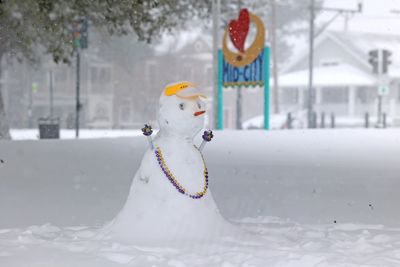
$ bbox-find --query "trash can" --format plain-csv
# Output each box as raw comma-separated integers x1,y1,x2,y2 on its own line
38,117,60,139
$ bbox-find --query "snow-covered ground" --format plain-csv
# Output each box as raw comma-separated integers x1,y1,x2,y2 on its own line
2,217,400,267
1,129,400,266
10,129,143,140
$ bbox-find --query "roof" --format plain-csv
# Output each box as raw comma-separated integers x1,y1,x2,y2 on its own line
274,63,377,88
329,31,400,65
283,30,400,75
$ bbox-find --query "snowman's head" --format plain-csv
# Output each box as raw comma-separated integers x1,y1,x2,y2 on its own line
158,81,207,139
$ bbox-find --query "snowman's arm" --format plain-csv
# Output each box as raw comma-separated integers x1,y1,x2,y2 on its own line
141,124,154,150
199,130,214,152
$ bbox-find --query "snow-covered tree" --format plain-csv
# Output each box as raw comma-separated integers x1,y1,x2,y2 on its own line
0,0,211,139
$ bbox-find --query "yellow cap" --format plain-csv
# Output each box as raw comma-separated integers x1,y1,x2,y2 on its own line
164,81,207,100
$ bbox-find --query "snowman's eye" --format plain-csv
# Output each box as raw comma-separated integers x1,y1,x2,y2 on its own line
179,103,185,110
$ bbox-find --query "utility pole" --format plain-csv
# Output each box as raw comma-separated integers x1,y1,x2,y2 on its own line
236,0,243,129
271,0,279,114
49,70,54,118
72,18,88,138
307,1,363,128
212,0,221,129
377,50,383,126
75,51,80,137
307,0,315,128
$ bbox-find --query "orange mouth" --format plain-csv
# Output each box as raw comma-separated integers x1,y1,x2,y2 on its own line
194,110,206,117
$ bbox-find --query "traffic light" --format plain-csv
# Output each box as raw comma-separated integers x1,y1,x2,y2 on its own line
80,18,88,49
382,49,392,74
368,49,378,74
368,49,392,75
72,18,88,49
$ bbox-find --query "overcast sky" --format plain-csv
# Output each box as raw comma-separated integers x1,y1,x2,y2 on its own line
319,0,400,35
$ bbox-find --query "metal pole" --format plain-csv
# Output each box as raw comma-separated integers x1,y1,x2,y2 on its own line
49,70,54,118
271,0,279,114
377,49,382,127
236,0,242,130
236,88,242,129
308,0,315,128
28,81,33,128
264,47,271,130
383,112,387,128
377,95,382,126
75,51,80,138
321,112,325,128
217,50,224,129
212,0,221,129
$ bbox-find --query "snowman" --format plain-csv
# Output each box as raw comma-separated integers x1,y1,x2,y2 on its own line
106,81,234,245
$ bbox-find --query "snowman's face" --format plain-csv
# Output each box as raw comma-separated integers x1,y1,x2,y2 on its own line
158,94,206,138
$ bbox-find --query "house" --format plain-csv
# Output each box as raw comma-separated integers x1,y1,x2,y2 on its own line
1,52,115,129
278,31,400,126
0,32,217,130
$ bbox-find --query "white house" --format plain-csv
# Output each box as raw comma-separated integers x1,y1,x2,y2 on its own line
278,31,400,126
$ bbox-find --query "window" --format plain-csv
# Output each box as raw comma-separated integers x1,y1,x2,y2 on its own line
90,67,98,83
119,101,132,123
90,66,112,93
99,68,111,83
94,103,109,121
54,69,67,83
282,88,299,104
91,67,111,84
356,87,375,104
321,87,348,104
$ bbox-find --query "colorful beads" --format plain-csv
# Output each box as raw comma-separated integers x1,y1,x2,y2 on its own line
142,124,153,136
155,146,209,199
202,130,214,142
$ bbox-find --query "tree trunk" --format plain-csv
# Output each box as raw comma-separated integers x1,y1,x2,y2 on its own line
0,53,12,140
271,0,280,114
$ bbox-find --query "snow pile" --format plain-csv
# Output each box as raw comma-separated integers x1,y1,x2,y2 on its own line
1,217,400,266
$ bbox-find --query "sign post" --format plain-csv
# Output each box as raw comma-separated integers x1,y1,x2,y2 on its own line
217,50,224,129
264,46,270,130
368,48,392,127
72,18,88,138
217,9,270,130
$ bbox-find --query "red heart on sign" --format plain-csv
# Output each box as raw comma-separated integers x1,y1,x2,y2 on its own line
228,9,250,54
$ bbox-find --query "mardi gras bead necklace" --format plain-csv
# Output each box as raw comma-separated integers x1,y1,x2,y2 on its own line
155,145,208,199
